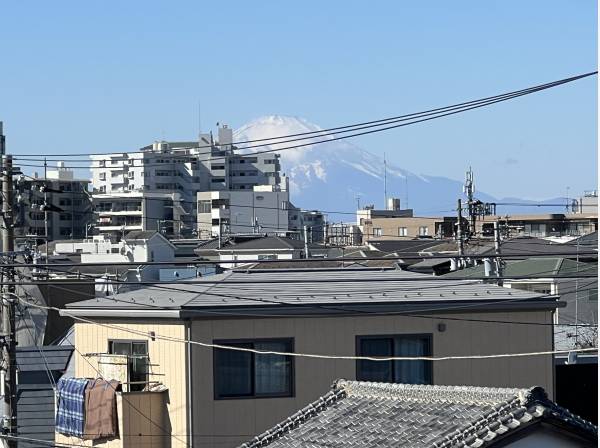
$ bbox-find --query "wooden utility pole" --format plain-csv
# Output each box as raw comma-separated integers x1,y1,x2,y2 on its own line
1,153,17,448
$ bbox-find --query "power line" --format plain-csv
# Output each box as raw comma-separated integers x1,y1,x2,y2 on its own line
3,249,598,269
10,71,597,160
3,271,596,287
18,269,597,328
14,295,598,363
10,71,597,164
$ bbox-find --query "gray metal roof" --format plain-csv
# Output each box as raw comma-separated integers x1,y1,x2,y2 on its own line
368,239,448,254
64,269,556,317
16,346,74,372
239,380,597,447
125,230,159,240
407,257,452,268
16,346,75,448
481,236,598,258
216,236,306,251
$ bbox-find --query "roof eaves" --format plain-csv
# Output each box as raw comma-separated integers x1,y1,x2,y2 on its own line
432,387,598,447
240,383,346,448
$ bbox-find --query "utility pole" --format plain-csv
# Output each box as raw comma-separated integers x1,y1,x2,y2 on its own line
493,221,503,286
464,167,475,237
303,225,310,259
456,199,464,264
1,153,17,448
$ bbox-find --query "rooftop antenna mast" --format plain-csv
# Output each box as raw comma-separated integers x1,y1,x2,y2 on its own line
383,153,387,209
197,100,202,138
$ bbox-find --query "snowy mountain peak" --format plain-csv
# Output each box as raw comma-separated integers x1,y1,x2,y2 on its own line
233,116,567,215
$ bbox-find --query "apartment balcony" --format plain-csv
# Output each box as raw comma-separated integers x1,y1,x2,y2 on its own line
97,224,143,232
211,207,230,220
56,390,169,448
97,208,143,215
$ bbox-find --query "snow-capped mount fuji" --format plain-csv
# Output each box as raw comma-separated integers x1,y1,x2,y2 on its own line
233,116,560,216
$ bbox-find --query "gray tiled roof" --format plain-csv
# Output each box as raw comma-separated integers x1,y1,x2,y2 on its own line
240,380,597,447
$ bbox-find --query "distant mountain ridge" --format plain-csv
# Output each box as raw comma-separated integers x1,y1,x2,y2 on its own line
234,115,567,218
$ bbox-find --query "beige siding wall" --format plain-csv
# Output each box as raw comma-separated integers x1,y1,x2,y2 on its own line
67,321,188,448
190,310,553,448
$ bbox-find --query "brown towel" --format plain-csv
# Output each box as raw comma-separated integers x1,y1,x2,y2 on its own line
82,379,120,440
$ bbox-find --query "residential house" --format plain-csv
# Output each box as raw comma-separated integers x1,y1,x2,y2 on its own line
442,257,598,424
17,345,74,448
61,268,559,448
52,231,179,291
195,235,312,268
239,380,597,447
442,257,597,349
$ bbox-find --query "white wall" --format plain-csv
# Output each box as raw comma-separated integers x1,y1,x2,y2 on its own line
507,425,591,447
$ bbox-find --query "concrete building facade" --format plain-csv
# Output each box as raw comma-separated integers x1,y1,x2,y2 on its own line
90,125,282,238
15,163,93,241
197,183,290,239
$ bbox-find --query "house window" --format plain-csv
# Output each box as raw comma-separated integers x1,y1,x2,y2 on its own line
98,160,106,167
99,186,106,193
356,334,432,385
372,228,383,237
418,226,429,236
99,172,106,181
398,227,408,236
511,283,552,295
198,200,212,213
214,338,293,399
108,340,148,392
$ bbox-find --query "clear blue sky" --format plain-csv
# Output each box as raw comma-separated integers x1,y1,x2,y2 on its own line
0,1,596,199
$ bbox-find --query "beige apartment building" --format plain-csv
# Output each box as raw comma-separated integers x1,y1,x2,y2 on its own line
59,268,560,448
361,216,446,240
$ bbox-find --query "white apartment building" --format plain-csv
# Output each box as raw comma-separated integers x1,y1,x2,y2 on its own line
197,182,290,239
90,125,282,238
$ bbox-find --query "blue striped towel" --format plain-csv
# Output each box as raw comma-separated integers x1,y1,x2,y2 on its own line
56,377,89,437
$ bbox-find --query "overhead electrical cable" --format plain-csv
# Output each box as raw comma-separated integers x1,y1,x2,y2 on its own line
14,295,598,363
11,71,597,163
